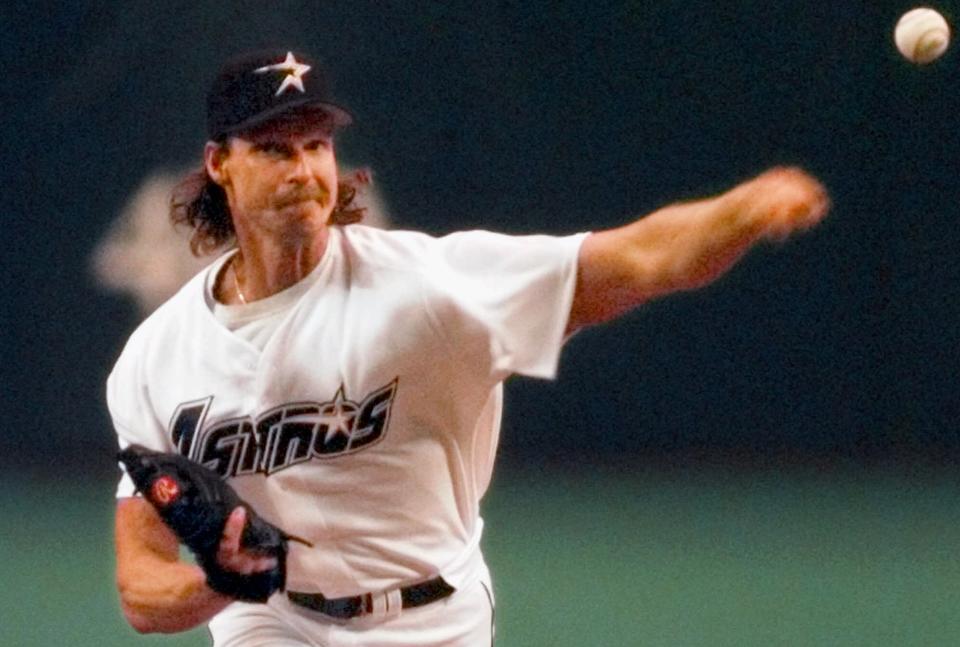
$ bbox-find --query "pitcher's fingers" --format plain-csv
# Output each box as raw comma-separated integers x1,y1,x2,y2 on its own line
220,507,247,554
240,555,279,574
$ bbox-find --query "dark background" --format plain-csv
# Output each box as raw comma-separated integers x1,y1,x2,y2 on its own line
4,2,960,645
3,0,959,475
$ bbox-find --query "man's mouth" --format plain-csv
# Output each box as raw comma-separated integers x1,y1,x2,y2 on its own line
278,187,328,208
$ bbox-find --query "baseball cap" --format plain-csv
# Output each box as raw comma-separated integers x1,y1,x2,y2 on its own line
206,49,353,140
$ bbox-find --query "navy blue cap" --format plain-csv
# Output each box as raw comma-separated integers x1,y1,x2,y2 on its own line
206,49,352,140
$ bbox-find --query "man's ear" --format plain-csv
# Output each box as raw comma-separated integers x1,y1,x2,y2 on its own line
204,141,229,185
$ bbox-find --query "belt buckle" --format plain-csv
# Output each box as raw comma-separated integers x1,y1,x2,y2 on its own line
367,588,404,619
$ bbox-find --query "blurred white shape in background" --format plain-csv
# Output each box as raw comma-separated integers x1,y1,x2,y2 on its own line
91,165,390,316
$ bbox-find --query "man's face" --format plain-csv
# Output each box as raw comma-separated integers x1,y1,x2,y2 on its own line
209,112,339,231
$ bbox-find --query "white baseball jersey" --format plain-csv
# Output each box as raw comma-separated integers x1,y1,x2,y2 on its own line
109,224,587,597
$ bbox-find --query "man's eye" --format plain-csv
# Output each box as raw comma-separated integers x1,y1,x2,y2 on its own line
257,143,289,157
304,138,330,151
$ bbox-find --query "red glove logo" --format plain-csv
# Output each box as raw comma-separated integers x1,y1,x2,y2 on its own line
150,475,181,507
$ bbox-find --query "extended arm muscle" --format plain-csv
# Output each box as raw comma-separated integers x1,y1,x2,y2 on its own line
567,167,829,332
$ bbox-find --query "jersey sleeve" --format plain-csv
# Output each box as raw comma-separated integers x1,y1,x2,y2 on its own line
106,324,175,498
426,230,588,381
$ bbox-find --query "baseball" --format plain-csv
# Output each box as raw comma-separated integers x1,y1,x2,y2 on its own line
895,7,951,64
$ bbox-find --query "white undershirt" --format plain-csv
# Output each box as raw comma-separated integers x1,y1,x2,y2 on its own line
205,251,325,351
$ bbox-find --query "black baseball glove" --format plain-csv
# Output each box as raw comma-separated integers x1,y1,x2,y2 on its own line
118,443,310,603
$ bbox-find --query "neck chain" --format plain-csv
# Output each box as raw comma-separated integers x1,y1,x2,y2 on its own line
232,255,247,305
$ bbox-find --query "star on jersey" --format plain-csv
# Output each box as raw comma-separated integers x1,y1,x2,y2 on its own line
320,387,359,444
254,51,311,96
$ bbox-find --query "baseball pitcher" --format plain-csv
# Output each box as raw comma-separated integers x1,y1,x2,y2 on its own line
109,49,829,646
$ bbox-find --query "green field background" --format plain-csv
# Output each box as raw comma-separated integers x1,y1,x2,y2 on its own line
5,463,960,646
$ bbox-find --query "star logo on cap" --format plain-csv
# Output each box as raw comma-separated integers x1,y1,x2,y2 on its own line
254,51,311,96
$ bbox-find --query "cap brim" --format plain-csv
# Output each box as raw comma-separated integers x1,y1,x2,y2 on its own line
218,97,353,138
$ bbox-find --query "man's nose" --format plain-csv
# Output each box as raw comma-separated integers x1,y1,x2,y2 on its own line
288,149,313,183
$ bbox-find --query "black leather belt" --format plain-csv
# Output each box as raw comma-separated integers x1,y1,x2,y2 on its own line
287,577,455,619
